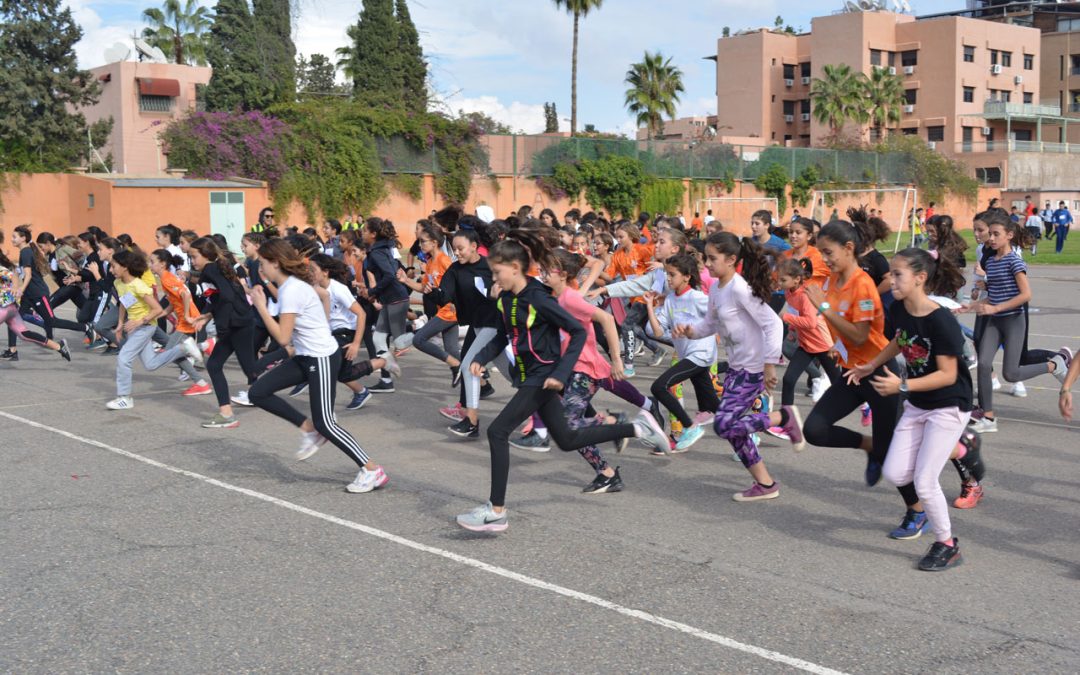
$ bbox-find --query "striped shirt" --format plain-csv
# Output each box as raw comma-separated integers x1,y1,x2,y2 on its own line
983,250,1026,316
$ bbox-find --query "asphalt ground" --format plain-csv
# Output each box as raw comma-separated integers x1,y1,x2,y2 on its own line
2,266,1079,674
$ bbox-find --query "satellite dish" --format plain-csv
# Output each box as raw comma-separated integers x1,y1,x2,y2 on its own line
148,45,168,63
900,0,912,12
859,0,877,10
103,42,131,64
133,37,167,63
845,0,863,11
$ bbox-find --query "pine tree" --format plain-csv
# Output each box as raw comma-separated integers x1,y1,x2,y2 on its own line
253,0,296,105
204,0,272,111
394,0,427,111
297,53,340,96
0,0,105,171
544,102,559,133
338,0,401,106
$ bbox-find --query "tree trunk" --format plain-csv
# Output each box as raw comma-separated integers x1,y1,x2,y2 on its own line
175,34,185,65
571,11,579,136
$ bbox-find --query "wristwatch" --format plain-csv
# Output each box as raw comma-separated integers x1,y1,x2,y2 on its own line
899,380,909,394
817,301,831,314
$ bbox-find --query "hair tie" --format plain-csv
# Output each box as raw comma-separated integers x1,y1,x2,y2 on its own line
928,249,939,260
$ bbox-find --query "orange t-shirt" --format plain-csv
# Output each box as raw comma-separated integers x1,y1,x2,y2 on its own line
823,268,888,368
605,243,654,303
425,252,457,323
690,217,703,232
158,268,200,334
783,246,829,287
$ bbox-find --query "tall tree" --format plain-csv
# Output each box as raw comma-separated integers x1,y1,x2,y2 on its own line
204,0,272,111
863,66,905,137
141,0,213,66
0,0,106,171
253,0,296,105
552,0,603,136
544,102,559,133
296,53,340,96
394,0,427,111
623,51,684,140
337,0,401,106
809,64,867,136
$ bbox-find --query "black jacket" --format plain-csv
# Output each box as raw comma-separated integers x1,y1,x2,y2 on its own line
199,262,253,332
363,239,408,304
474,277,586,388
429,256,500,329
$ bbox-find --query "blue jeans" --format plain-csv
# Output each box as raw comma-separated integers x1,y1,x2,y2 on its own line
1056,224,1070,253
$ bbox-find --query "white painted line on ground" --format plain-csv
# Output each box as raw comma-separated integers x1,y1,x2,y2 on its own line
1029,333,1080,340
996,416,1078,430
0,388,182,410
1,409,845,675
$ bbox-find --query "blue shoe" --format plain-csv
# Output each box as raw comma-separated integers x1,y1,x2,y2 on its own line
456,501,508,533
624,364,636,378
865,457,883,486
888,508,929,540
346,388,372,410
673,424,704,452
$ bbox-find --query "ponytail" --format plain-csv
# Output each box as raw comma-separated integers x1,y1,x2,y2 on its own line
895,247,966,299
489,228,554,272
705,232,773,303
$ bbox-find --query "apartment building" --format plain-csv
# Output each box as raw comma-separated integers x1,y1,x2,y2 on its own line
635,115,717,141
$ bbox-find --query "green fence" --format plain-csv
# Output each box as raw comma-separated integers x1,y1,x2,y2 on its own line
373,133,916,186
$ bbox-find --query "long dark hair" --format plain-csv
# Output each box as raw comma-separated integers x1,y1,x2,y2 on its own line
664,252,701,290
310,253,351,285
14,225,49,276
190,236,239,283
705,232,772,302
151,248,184,271
550,248,586,279
258,239,314,284
894,247,965,299
489,228,554,273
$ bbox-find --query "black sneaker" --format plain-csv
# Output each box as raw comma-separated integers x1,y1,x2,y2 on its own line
103,345,120,355
918,538,962,572
448,417,479,439
450,365,459,388
58,339,71,362
368,380,395,394
957,429,986,482
0,349,18,361
288,382,308,397
509,430,550,452
479,381,495,399
583,466,623,494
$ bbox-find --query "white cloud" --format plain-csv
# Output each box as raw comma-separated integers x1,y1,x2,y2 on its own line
438,94,556,135
65,0,142,69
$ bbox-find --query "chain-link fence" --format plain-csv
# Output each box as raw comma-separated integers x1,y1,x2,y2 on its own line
374,133,916,185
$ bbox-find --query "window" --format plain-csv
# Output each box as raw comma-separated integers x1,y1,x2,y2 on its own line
139,94,173,112
1024,54,1034,70
801,62,811,77
904,89,918,105
1001,51,1012,68
888,51,897,67
927,126,945,142
771,95,776,103
963,46,975,63
1002,90,1011,103
87,193,95,209
963,86,975,103
783,64,795,79
870,49,882,66
784,134,793,143
1013,129,1032,141
962,127,974,144
1023,92,1033,104
801,99,811,113
976,167,1002,184
783,100,796,115
1071,55,1080,75
901,50,918,67
990,49,999,66
1059,17,1080,33
902,128,918,135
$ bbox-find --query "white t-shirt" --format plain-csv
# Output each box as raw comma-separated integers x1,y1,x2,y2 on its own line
326,278,359,331
277,276,339,357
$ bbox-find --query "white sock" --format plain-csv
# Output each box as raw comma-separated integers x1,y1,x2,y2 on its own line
535,427,549,439
641,397,653,412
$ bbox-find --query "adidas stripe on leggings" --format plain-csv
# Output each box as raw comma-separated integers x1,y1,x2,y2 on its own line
249,350,369,467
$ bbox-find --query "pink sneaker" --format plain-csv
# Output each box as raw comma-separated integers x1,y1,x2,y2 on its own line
182,382,213,396
780,405,805,452
733,481,780,502
439,402,466,421
860,404,873,427
692,410,714,426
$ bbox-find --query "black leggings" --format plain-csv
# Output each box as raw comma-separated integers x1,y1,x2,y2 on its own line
487,385,637,507
650,359,720,428
8,292,54,348
206,326,258,406
782,347,843,406
249,351,370,468
803,360,918,506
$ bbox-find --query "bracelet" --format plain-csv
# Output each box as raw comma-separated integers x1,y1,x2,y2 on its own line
1061,389,1071,396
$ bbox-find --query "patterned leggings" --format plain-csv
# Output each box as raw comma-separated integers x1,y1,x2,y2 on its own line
563,372,610,474
712,368,771,469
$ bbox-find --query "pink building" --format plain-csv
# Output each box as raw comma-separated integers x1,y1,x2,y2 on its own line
80,60,211,175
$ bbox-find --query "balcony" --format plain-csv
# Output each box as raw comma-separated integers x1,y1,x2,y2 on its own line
983,101,1062,118
955,140,1080,154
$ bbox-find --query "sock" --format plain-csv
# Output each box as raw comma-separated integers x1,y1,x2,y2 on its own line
942,538,955,547
758,481,776,489
535,427,549,439
777,407,790,427
954,441,967,460
381,377,392,384
641,397,652,412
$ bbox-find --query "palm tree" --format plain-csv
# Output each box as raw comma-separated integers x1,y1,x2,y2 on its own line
142,0,213,66
863,66,905,139
624,52,684,140
809,64,868,136
335,22,362,83
553,0,604,136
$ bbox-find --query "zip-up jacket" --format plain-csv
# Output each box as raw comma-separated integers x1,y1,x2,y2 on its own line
363,239,409,304
474,277,586,388
645,286,716,367
429,256,500,328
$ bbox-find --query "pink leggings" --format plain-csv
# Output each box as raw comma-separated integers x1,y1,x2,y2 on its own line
0,305,49,347
883,402,971,543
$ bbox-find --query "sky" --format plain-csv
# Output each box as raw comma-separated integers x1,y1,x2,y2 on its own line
65,0,970,135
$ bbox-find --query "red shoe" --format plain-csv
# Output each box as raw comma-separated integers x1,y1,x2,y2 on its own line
200,337,216,357
953,484,984,509
183,382,213,396
439,402,466,421
521,416,534,435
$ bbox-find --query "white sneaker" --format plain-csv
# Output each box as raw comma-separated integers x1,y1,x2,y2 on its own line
810,376,830,403
383,351,402,377
106,396,134,410
178,371,191,382
1010,381,1027,397
181,337,204,366
346,466,389,493
296,430,327,461
231,390,253,406
648,348,670,368
992,377,1002,391
969,417,998,433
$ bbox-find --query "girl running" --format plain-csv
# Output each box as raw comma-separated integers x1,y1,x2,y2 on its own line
360,218,408,393
603,222,661,376
0,229,70,362
777,257,841,408
455,230,668,532
673,233,803,501
850,248,985,571
248,239,389,494
644,252,719,453
149,249,212,397
188,237,259,428
106,250,197,410
1,226,55,361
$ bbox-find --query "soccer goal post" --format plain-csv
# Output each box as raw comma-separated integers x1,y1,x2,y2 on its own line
693,197,780,233
809,187,918,253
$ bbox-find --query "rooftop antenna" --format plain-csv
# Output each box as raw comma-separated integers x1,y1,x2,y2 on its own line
87,127,111,174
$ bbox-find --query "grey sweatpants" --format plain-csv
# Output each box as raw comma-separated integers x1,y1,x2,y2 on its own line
976,312,1050,412
164,329,202,382
116,324,187,396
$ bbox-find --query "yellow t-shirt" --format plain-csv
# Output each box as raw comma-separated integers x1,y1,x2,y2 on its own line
115,277,155,322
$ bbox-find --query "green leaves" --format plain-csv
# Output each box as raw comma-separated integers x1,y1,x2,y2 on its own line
337,0,426,112
753,163,790,216
624,51,684,140
141,0,212,66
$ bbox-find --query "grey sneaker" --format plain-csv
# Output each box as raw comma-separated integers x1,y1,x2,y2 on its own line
346,466,389,493
969,416,997,434
456,501,508,533
1051,347,1073,385
201,413,239,429
509,430,550,452
633,410,668,451
648,348,671,368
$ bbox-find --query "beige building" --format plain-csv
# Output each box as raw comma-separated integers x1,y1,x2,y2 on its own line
635,115,717,141
80,60,211,175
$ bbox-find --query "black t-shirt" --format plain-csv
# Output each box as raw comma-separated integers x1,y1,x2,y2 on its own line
890,302,972,411
859,248,890,287
19,247,49,298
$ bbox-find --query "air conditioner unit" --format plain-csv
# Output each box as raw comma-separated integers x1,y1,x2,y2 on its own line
927,141,937,150
785,114,794,122
982,126,992,135
991,64,1003,75
801,76,811,85
903,104,915,113
903,65,915,75
1014,75,1023,85
785,78,794,87
888,67,897,75
801,113,810,121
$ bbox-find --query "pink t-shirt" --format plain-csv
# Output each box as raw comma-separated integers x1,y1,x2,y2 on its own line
557,286,611,381
699,268,716,291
